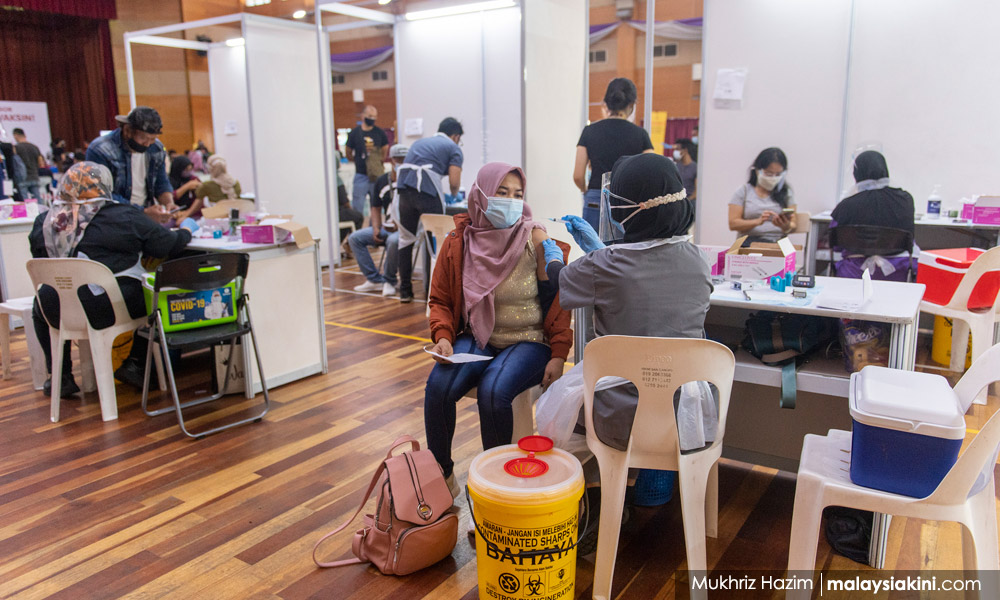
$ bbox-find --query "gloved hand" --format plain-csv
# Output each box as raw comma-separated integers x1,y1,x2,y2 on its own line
541,238,563,264
443,193,462,205
561,215,605,253
180,218,199,233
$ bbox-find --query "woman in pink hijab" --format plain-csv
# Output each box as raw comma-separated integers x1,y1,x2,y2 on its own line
425,162,572,494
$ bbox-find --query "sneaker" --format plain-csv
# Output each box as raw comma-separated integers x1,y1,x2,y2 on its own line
381,282,397,297
114,358,147,389
353,280,382,293
399,293,414,304
43,374,81,398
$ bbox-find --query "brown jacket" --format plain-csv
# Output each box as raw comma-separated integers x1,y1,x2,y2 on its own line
427,214,573,360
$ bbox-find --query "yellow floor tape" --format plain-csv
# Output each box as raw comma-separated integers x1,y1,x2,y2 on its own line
325,321,431,343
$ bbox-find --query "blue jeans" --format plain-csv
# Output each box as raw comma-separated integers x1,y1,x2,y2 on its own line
424,333,551,477
17,181,41,200
582,188,601,230
351,173,372,214
348,227,398,286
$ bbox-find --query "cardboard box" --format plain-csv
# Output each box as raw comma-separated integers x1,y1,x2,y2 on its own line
696,244,730,276
972,195,1000,225
240,217,313,249
723,236,796,281
200,199,257,219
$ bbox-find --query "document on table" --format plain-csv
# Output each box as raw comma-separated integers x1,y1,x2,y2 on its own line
816,269,874,311
423,347,493,364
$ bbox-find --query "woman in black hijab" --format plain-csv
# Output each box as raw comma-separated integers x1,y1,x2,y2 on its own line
168,155,203,222
536,153,716,455
832,150,914,235
830,151,915,280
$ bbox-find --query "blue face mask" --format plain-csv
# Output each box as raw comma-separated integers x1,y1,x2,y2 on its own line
484,197,524,229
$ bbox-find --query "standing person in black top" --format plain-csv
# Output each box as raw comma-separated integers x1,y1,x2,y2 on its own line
344,105,390,216
13,128,45,200
573,78,655,229
29,162,195,396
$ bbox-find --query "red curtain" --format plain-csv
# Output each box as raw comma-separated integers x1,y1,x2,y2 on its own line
665,118,699,146
1,0,116,19
0,10,118,149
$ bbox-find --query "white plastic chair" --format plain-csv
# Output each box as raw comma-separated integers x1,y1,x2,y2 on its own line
421,213,456,316
26,258,165,422
785,343,1000,599
582,335,736,600
0,296,47,389
463,385,541,443
919,246,1000,405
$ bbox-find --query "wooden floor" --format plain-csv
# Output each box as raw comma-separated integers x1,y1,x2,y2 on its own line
1,260,997,600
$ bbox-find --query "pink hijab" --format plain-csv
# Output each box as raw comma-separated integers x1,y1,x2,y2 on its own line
463,162,545,348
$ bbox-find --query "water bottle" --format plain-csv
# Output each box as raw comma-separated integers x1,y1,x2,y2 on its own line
926,185,942,220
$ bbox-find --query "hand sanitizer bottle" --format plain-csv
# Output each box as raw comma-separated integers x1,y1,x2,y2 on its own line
926,185,942,220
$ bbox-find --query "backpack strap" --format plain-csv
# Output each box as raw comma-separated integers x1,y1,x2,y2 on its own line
313,458,388,567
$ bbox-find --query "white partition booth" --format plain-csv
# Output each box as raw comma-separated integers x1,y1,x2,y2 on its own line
317,0,586,220
125,14,336,267
125,15,330,390
697,0,1000,247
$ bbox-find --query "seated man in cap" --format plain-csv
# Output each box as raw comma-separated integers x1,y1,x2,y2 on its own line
348,144,408,297
87,106,177,223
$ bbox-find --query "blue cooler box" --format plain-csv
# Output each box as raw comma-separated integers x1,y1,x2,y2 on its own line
849,366,965,498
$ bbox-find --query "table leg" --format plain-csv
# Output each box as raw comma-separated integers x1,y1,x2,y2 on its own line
806,221,820,276
868,316,919,568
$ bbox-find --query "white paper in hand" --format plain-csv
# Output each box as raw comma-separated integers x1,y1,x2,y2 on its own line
424,346,493,364
816,269,874,312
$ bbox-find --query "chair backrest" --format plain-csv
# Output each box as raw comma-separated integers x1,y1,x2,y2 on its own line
942,246,1000,312
791,212,812,234
581,335,736,463
26,258,134,334
926,342,1000,505
154,253,248,293
419,214,456,256
828,224,913,257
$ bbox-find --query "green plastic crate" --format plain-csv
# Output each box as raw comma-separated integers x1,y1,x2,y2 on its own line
143,273,239,333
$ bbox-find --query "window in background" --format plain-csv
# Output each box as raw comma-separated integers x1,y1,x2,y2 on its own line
372,70,388,81
332,74,345,84
653,44,678,58
589,50,607,64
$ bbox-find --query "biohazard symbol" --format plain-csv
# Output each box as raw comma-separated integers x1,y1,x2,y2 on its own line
557,568,565,580
525,575,545,596
498,573,519,594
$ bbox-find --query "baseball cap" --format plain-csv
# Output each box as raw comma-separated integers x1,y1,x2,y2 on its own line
114,106,163,134
389,144,409,159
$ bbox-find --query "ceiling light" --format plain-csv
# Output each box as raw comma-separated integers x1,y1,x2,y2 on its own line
292,9,307,18
405,0,515,21
378,0,392,5
225,37,246,47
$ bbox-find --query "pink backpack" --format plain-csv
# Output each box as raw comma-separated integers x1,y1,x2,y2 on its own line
313,435,458,575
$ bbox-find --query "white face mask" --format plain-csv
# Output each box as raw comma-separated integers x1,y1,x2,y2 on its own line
691,136,698,144
672,150,683,161
757,170,784,192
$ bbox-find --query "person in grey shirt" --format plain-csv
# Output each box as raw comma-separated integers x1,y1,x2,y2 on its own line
539,153,715,452
672,137,698,203
13,128,44,199
728,146,797,243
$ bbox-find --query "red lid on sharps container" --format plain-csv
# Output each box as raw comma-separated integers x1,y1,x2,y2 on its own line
503,436,555,478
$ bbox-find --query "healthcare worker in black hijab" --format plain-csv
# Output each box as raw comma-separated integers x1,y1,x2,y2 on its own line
537,153,715,452
830,151,915,280
832,150,914,235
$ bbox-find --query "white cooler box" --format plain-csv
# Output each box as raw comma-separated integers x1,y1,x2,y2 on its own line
849,366,965,498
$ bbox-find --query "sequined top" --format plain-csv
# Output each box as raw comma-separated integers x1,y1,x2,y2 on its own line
488,243,546,348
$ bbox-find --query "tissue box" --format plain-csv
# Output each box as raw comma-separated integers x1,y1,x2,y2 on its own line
972,195,1000,225
723,236,796,281
240,217,312,248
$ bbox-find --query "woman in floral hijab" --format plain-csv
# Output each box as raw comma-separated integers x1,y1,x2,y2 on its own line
42,161,113,257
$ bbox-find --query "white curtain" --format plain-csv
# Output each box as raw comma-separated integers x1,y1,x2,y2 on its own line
627,20,702,41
